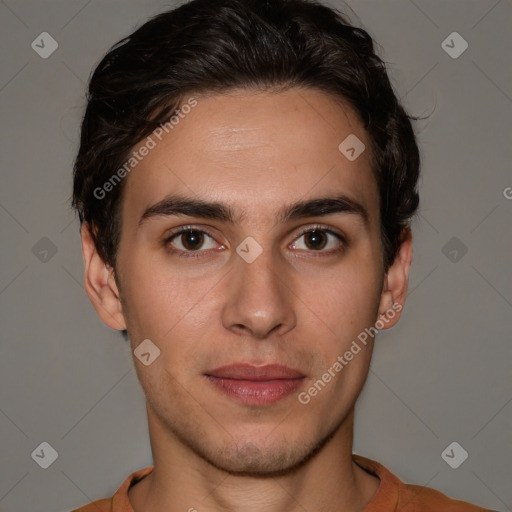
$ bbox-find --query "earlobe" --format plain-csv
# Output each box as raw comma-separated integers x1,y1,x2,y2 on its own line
81,222,126,331
377,227,413,329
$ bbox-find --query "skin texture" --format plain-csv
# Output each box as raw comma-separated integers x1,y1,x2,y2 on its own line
81,88,413,512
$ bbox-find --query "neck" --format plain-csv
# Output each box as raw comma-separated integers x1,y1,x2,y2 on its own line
128,405,380,512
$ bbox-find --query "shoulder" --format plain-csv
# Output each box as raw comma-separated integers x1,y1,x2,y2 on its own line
353,454,496,512
398,482,496,511
68,466,153,512
70,497,112,511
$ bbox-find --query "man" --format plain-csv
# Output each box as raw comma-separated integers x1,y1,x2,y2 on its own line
70,0,494,510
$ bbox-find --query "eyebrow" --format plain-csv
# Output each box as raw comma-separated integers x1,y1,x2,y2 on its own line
138,193,368,227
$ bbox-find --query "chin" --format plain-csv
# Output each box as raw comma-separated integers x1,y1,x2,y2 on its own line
185,426,339,477
206,441,310,476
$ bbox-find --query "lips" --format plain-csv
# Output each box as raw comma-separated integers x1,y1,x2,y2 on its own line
205,363,305,406
206,363,305,380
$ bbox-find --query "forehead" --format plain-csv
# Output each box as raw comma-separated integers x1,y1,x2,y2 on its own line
121,88,378,225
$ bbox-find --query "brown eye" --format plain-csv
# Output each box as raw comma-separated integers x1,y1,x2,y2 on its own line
290,227,345,254
303,230,328,250
166,228,218,253
180,230,205,251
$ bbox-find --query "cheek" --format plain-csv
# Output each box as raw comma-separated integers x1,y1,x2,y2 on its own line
119,252,222,349
299,270,381,411
298,260,382,341
117,254,180,336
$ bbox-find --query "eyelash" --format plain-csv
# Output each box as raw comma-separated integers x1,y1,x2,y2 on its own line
163,224,347,259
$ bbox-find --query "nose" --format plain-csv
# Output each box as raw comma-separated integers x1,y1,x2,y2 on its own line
221,245,297,339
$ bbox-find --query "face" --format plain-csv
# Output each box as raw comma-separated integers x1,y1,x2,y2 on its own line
83,87,411,475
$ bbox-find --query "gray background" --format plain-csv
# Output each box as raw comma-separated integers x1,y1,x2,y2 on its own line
0,0,511,511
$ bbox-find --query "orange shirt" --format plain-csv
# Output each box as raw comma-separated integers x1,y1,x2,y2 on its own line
71,454,495,511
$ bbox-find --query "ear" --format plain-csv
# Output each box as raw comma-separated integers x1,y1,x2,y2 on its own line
81,222,126,331
376,227,413,330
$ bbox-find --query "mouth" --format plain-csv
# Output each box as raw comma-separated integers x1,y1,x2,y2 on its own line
204,363,306,406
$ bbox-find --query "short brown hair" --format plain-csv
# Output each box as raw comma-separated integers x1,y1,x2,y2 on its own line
72,0,420,272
